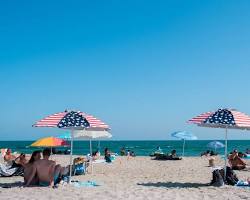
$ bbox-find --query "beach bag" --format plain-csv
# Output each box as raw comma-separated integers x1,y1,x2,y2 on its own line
225,167,238,186
211,169,224,187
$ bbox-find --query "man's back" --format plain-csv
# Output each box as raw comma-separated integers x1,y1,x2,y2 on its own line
34,159,55,184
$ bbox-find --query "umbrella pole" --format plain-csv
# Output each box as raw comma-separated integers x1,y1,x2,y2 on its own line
224,127,228,180
98,140,100,152
69,129,74,183
89,139,93,173
182,139,185,157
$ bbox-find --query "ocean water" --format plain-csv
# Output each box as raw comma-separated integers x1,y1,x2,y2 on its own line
0,140,249,156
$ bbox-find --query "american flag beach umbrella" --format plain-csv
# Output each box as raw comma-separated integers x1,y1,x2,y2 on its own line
33,110,110,181
188,108,250,176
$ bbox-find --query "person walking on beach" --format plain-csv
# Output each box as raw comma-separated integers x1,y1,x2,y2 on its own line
127,150,131,160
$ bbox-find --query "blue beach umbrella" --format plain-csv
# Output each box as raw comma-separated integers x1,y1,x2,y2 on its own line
58,132,71,140
171,131,197,156
207,141,224,152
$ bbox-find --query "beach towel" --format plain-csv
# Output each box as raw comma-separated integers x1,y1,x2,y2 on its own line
92,159,106,164
236,180,250,187
0,163,23,177
73,181,100,187
1,149,7,158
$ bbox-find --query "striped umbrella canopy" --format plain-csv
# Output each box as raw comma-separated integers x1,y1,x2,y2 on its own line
171,131,197,156
188,108,250,130
188,108,250,177
33,110,110,180
31,136,68,147
33,110,110,130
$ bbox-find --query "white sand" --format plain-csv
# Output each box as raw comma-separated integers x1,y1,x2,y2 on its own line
0,156,250,200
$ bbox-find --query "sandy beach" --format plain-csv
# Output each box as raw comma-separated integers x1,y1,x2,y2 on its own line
0,156,250,200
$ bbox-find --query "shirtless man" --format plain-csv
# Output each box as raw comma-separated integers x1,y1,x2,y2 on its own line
228,149,247,170
25,148,61,187
4,149,17,163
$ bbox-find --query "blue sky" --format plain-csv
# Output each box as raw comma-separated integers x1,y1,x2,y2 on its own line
0,1,250,140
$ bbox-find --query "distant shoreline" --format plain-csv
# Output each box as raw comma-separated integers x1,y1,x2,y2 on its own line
0,139,250,142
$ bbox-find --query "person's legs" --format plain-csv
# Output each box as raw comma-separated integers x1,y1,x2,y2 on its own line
232,165,245,170
54,164,62,184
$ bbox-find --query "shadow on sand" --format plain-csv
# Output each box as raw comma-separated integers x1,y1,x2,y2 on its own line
137,182,209,188
0,181,23,188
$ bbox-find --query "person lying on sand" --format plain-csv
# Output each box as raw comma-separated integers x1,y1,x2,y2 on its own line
5,149,28,169
228,149,247,170
4,149,17,164
170,150,177,158
25,148,63,187
154,150,182,160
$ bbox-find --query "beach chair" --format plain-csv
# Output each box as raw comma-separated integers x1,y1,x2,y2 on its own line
73,157,87,175
0,149,7,163
1,149,7,157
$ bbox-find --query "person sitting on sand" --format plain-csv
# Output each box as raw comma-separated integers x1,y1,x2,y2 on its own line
228,149,247,170
131,151,136,157
210,151,218,156
238,152,247,158
24,150,41,186
201,150,210,157
25,148,62,187
104,148,112,163
15,153,28,167
120,147,126,156
170,150,177,159
246,148,250,154
92,151,100,161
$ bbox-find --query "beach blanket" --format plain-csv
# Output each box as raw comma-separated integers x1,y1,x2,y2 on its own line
92,159,106,164
0,163,23,177
73,181,100,187
236,180,250,188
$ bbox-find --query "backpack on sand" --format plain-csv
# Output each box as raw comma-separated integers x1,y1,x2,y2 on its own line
211,167,239,186
211,169,224,187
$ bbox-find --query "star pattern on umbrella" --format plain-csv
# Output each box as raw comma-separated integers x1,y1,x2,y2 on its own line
204,109,236,126
57,111,90,128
